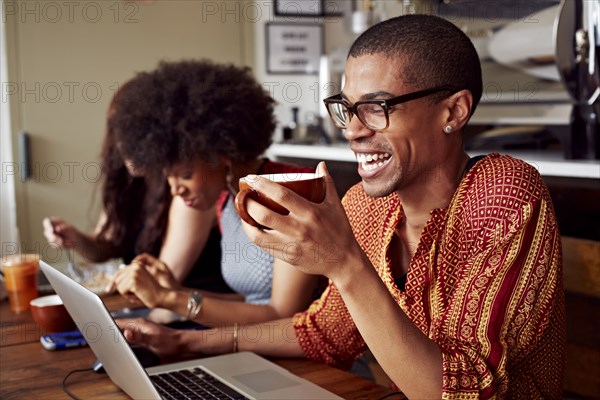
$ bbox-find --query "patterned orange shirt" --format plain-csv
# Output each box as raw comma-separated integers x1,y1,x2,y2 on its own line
293,154,566,399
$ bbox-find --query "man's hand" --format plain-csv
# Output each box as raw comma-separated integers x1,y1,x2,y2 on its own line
240,162,366,282
116,318,183,357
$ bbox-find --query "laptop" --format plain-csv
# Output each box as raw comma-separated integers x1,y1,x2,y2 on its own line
39,261,342,399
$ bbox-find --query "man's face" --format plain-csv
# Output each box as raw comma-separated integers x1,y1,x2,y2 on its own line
341,54,451,198
165,158,226,210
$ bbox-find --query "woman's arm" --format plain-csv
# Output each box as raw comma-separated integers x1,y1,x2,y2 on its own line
158,197,217,283
158,257,319,325
111,256,318,325
190,258,319,325
43,213,120,262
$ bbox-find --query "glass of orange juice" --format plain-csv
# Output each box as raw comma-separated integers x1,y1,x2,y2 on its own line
2,254,40,313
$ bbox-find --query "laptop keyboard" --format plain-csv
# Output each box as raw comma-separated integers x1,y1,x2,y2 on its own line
151,367,248,399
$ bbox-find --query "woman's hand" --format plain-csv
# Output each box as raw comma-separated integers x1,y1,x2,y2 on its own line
42,217,82,248
107,258,171,308
132,253,181,290
240,162,367,282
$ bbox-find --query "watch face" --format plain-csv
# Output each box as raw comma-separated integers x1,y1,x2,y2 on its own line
187,291,203,320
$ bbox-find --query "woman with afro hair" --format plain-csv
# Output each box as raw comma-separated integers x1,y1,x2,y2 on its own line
106,60,322,327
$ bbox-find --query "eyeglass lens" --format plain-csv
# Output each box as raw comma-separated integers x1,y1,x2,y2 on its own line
327,102,387,130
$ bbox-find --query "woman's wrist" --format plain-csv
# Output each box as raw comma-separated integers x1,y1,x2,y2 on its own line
160,289,188,315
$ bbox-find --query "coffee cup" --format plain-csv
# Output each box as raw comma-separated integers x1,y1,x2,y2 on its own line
234,173,325,228
1,254,40,313
30,294,77,333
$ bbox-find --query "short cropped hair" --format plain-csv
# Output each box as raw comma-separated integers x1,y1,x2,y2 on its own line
349,14,482,115
109,60,275,174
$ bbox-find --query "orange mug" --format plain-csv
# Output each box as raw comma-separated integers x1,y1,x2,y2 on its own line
235,173,325,228
2,254,40,313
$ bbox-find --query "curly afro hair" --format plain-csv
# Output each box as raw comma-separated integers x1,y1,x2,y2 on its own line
109,60,276,175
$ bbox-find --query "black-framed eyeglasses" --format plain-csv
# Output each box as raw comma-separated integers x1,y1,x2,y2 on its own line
323,85,459,131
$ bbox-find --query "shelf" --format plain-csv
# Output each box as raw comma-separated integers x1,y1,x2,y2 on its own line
470,103,572,126
268,143,600,180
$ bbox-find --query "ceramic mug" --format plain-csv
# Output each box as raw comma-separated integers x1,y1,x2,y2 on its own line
234,173,325,228
30,294,77,333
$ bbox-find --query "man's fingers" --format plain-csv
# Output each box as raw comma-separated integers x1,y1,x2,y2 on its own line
317,161,340,203
123,327,137,343
117,318,143,343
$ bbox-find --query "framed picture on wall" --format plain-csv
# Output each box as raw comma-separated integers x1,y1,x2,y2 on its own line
274,0,322,17
266,22,323,75
274,0,343,17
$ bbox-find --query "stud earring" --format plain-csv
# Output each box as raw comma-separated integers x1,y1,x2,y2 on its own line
444,125,453,134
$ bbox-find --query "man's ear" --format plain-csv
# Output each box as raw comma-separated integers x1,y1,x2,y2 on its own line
446,89,473,131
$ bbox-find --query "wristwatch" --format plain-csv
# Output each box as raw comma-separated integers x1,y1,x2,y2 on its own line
187,290,203,320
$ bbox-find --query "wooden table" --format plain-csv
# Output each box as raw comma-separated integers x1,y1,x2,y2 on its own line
0,295,400,399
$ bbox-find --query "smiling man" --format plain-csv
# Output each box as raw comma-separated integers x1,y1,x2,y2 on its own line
121,14,566,400
240,14,565,399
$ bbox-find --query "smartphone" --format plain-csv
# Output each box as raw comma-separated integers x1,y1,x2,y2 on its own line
164,320,207,330
110,307,150,320
40,330,88,351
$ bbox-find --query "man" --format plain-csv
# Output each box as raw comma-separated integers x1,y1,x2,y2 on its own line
121,15,565,399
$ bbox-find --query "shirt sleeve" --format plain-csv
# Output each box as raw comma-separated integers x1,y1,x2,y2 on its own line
292,283,367,369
